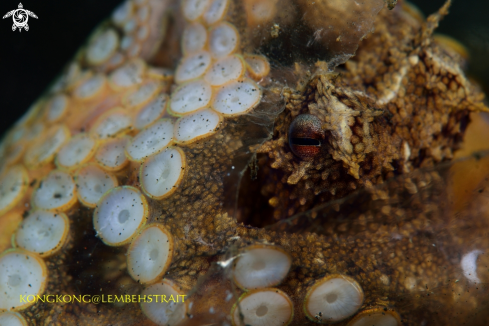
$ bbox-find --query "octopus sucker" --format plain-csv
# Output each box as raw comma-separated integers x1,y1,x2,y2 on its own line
125,118,175,161
93,185,149,246
231,244,292,290
231,287,294,326
1,0,489,325
141,279,188,325
346,307,402,326
304,274,364,323
94,136,131,171
75,163,120,207
0,249,48,311
127,224,174,284
0,311,28,326
0,165,29,216
55,133,99,171
14,210,70,258
32,170,78,212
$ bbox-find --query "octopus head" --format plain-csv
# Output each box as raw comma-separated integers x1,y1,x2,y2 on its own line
252,72,393,221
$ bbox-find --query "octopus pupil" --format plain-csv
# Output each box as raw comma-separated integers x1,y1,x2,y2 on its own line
288,114,325,159
118,209,130,224
8,274,21,287
256,305,268,317
290,137,321,146
325,293,337,303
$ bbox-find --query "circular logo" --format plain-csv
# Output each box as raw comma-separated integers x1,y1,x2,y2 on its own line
13,10,28,27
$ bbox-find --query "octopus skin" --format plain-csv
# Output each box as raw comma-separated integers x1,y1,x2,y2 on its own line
1,0,489,325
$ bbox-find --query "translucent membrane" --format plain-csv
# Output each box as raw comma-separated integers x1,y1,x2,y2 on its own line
232,289,293,326
15,210,69,257
0,165,28,215
232,245,291,290
56,133,97,169
112,0,134,27
244,54,270,80
204,55,244,86
169,79,212,116
204,0,228,25
209,22,239,58
140,279,187,325
182,23,207,55
127,224,173,284
347,309,401,326
45,94,69,123
24,125,70,168
125,119,174,161
32,170,77,211
75,164,118,208
73,74,107,100
183,0,210,21
212,79,261,116
86,28,119,66
134,94,169,130
123,81,161,108
175,51,212,84
95,137,130,171
140,147,185,199
174,108,221,143
305,275,364,323
0,312,27,326
93,186,148,246
109,59,145,89
91,109,132,139
0,249,47,311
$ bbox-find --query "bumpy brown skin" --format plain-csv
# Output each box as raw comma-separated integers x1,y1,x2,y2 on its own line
4,1,489,326
255,1,487,222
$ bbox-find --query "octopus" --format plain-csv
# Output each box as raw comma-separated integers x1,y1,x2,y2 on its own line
1,0,489,325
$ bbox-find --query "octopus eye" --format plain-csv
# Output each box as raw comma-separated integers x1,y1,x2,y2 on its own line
288,114,324,159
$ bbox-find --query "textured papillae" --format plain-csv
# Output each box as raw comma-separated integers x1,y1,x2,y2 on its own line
1,0,489,325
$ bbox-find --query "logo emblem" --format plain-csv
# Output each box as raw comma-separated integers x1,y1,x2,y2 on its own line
3,3,37,32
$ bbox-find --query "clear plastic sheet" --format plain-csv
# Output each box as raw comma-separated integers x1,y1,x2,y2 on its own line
242,0,385,69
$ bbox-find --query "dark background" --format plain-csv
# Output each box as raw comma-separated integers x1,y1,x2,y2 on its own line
1,0,488,135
